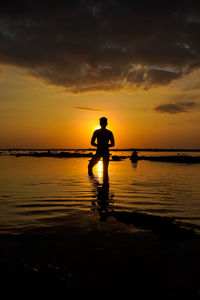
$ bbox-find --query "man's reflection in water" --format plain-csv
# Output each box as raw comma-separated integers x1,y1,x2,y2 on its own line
88,164,114,221
87,159,196,240
131,161,138,170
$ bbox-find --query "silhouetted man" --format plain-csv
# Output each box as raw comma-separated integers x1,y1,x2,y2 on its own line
88,117,115,177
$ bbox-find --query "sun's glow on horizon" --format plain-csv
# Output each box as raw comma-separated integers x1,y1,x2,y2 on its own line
0,65,200,149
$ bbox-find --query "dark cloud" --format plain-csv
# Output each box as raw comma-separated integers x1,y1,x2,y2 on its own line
1,0,200,93
73,106,102,111
154,101,196,114
126,67,183,89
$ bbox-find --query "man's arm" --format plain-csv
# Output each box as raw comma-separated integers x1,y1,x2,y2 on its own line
91,131,98,147
108,132,115,147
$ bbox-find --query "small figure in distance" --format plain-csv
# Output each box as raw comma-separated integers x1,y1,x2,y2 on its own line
130,150,138,162
88,117,115,178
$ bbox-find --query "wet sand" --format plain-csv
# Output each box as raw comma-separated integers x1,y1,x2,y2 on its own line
1,212,200,299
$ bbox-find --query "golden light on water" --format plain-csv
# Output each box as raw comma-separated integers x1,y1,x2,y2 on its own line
97,160,103,179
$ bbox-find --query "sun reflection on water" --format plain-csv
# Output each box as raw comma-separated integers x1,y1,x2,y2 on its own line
97,160,103,180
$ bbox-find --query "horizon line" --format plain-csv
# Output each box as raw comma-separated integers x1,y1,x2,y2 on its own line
1,148,200,152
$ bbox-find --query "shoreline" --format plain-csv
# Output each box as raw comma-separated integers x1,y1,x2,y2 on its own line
3,150,200,163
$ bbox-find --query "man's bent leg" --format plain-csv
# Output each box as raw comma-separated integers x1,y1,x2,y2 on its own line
88,154,101,174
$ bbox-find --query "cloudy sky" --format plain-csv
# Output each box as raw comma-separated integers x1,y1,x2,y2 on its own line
0,0,200,148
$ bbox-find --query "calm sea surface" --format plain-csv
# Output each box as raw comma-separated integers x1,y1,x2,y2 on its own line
1,151,200,233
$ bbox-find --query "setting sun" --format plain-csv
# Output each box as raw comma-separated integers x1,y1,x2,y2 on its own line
93,126,101,132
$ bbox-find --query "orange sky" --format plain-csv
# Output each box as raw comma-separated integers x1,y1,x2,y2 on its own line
0,65,200,149
1,2,200,149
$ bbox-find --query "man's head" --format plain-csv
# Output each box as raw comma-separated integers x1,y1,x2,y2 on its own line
100,117,108,129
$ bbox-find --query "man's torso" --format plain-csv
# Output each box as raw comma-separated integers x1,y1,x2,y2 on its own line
95,129,113,156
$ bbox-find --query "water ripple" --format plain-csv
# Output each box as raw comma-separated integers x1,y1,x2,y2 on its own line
1,156,200,232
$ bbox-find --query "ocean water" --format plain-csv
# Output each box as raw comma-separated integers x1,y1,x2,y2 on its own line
0,152,200,234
